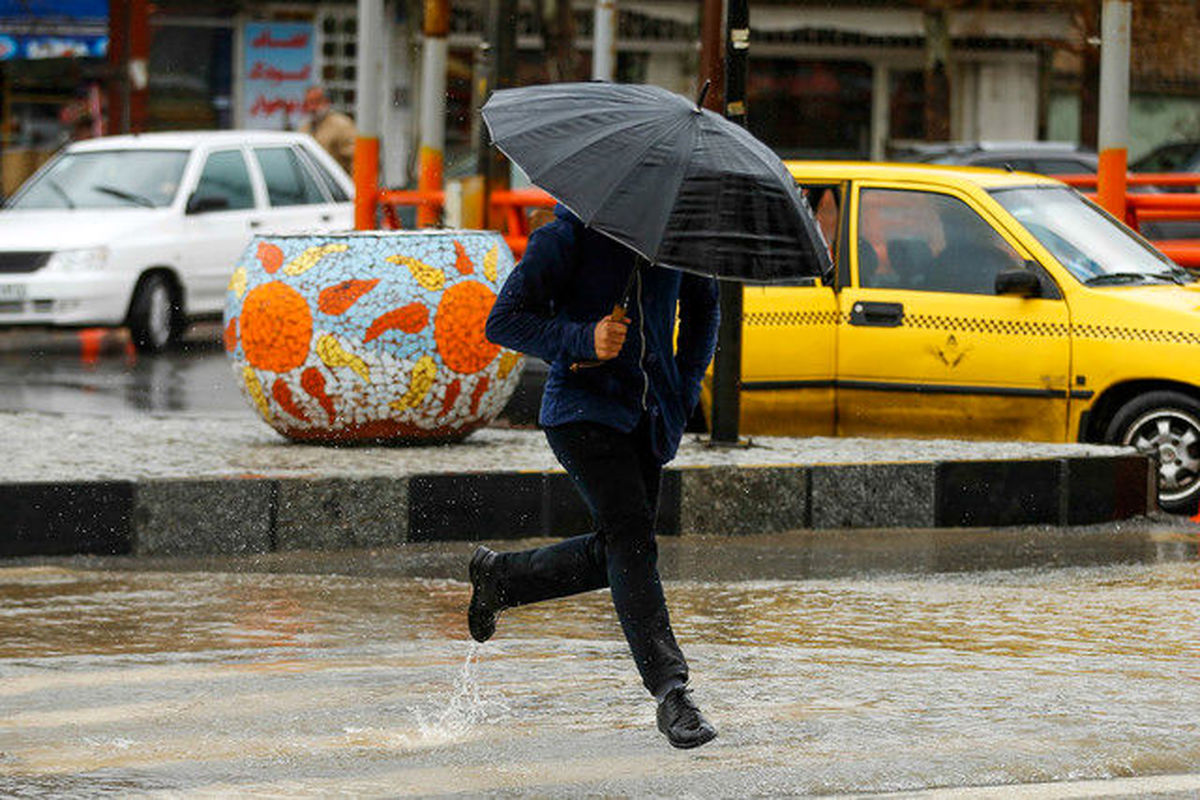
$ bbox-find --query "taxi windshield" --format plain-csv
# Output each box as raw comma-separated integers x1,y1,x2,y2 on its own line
6,149,189,210
990,186,1192,286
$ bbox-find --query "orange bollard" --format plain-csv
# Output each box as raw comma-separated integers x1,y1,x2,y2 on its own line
78,327,104,365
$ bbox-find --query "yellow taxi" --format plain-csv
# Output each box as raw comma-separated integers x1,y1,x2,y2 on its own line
705,162,1200,512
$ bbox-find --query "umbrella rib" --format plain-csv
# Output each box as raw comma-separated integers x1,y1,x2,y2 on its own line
518,113,670,189
706,120,806,215
586,110,695,240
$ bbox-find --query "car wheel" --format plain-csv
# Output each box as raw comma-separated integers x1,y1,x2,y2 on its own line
128,273,182,354
1105,390,1200,514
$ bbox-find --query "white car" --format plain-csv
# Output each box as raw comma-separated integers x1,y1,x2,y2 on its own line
0,130,354,352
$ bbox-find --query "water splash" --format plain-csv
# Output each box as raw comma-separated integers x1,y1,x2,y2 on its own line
343,643,511,749
412,643,509,742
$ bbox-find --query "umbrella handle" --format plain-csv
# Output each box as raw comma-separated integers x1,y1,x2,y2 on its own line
570,303,627,371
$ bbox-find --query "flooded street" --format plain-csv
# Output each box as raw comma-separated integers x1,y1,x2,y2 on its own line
1,531,1198,798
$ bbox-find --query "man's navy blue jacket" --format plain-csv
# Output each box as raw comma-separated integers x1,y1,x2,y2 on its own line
486,206,719,464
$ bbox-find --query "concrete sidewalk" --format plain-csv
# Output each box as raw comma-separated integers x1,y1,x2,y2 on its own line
0,410,1154,557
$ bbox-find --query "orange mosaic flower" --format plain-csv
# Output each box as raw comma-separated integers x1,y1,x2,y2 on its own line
240,281,313,373
434,281,499,374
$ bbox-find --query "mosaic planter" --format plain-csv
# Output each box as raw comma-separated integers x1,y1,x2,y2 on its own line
223,230,524,444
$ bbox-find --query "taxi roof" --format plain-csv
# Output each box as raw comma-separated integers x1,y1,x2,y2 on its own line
784,160,1064,189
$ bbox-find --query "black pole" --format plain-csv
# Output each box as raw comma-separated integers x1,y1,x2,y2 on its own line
710,0,748,444
480,0,518,225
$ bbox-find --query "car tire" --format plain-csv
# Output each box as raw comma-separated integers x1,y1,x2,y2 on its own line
128,273,182,354
1105,390,1200,514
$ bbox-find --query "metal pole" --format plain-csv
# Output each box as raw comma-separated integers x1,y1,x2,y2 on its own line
418,0,449,226
106,0,128,134
128,0,149,132
592,0,616,81
1097,0,1131,221
698,0,723,112
482,0,518,227
354,0,385,229
710,0,747,444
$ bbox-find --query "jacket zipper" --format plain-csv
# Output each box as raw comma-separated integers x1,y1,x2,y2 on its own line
636,268,649,410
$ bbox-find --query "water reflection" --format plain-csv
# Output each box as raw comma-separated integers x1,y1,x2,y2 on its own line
0,325,242,416
0,533,1197,797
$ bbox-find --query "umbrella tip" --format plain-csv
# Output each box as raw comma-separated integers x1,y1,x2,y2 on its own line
694,80,711,112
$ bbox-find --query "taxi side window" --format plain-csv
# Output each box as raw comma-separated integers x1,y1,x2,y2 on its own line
858,188,1023,295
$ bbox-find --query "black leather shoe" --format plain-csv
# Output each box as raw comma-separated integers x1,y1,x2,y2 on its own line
656,686,717,749
468,546,504,643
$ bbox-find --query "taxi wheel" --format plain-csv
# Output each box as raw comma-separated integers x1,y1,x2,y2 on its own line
1105,390,1200,514
128,273,183,355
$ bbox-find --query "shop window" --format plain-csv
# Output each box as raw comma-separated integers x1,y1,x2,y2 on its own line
149,24,234,130
889,69,926,145
316,8,358,113
748,59,872,159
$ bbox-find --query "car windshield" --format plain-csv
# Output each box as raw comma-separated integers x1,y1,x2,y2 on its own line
6,149,189,210
990,186,1192,285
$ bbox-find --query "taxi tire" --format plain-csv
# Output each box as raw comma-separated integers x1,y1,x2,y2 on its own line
1105,390,1200,515
128,273,183,355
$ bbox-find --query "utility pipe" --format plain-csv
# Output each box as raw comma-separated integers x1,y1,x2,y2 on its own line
592,0,616,81
354,0,385,229
418,0,449,227
1097,0,1131,221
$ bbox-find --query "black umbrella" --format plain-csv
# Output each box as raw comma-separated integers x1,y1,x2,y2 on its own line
480,81,831,284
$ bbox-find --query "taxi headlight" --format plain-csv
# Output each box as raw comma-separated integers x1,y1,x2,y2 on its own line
45,247,109,273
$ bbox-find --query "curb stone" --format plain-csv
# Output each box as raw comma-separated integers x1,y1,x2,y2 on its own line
0,454,1155,557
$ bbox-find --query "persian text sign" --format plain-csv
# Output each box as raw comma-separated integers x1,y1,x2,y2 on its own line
242,22,314,130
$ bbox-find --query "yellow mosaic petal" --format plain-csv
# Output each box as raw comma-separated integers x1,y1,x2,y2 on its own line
283,243,350,276
316,334,371,382
387,255,446,291
228,267,247,298
483,245,499,283
242,366,271,421
498,350,521,380
391,356,436,410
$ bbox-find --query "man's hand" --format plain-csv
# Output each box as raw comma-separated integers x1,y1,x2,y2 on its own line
593,310,630,360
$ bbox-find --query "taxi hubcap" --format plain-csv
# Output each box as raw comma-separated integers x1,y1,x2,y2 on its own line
1124,409,1200,500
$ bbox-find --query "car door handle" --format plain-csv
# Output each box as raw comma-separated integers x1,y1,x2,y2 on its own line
849,301,904,327
320,214,332,223
249,220,262,229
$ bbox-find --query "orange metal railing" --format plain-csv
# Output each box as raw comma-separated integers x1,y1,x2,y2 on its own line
370,173,1200,271
489,187,556,256
372,185,555,257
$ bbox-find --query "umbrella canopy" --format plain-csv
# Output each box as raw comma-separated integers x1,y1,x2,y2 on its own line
481,82,831,283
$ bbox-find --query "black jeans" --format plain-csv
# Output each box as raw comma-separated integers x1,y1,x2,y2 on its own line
494,419,688,696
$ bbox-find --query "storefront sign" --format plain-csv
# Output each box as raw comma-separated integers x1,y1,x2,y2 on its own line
242,22,314,130
0,33,107,60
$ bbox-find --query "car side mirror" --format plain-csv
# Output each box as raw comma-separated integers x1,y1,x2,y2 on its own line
186,193,230,214
994,268,1042,298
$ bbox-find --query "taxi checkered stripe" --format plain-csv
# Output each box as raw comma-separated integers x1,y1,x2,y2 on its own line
902,313,1070,338
744,310,842,326
743,309,1200,344
1071,323,1200,345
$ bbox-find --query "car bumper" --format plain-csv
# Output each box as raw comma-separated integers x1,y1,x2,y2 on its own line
0,273,130,326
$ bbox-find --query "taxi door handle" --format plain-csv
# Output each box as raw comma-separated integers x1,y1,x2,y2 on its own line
849,301,903,327
249,219,263,229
